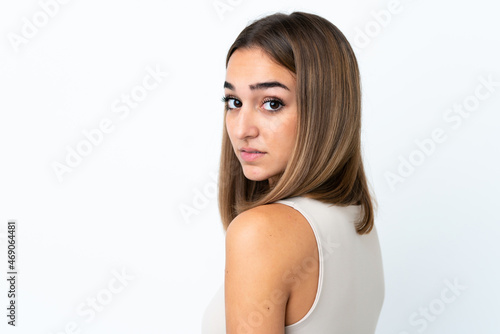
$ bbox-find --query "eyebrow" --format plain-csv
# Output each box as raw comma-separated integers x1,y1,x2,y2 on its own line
224,81,290,91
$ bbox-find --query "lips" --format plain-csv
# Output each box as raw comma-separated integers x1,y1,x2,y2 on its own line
240,147,265,153
240,150,265,162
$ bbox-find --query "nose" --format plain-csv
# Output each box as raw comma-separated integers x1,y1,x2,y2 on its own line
228,104,259,140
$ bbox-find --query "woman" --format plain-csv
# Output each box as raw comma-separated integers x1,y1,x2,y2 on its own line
202,11,384,333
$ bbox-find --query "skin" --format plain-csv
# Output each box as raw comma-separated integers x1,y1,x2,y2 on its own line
223,47,320,332
224,47,298,187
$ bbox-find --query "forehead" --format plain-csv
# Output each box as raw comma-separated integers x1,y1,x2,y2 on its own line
225,47,295,87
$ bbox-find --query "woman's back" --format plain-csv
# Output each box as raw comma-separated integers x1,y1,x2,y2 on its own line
202,195,384,333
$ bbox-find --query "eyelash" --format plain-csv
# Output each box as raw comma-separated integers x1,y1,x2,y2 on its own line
221,96,286,112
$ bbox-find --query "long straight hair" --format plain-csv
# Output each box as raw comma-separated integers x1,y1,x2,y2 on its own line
218,11,377,234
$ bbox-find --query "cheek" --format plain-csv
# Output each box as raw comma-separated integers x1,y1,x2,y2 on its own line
283,120,298,156
279,115,297,143
225,115,235,139
269,118,297,154
264,116,287,134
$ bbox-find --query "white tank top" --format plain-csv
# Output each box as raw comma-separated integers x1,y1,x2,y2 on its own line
202,196,385,333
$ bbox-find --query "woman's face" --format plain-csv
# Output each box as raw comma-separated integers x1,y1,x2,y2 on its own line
224,47,297,186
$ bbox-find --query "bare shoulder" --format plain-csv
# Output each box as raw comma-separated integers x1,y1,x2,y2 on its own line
227,202,310,237
224,203,318,330
226,202,317,277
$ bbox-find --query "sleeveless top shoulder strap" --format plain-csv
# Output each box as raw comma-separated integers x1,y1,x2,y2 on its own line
273,196,384,334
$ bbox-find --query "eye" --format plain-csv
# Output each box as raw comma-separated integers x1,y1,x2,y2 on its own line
262,98,285,112
229,98,242,109
222,96,242,110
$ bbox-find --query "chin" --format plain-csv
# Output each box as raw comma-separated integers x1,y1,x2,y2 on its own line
243,174,268,183
241,167,270,182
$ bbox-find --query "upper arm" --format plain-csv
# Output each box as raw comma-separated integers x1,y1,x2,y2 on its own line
224,206,293,334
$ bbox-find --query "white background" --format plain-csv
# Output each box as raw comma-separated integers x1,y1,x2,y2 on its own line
0,0,499,333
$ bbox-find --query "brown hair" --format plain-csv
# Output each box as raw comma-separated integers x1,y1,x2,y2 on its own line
218,11,377,234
